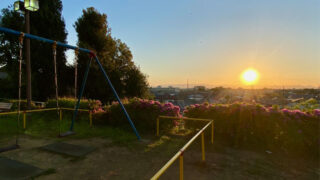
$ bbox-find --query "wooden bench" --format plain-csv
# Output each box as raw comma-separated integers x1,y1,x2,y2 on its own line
0,102,13,112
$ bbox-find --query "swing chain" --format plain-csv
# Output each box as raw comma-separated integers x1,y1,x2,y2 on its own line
19,32,24,47
18,33,24,109
52,41,57,55
52,41,59,113
16,32,24,145
74,48,79,99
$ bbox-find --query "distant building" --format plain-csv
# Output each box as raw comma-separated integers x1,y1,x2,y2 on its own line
150,86,180,102
188,94,204,101
194,86,205,91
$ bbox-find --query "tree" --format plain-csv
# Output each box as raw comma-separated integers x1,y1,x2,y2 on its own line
0,0,71,100
74,7,149,102
0,8,25,98
293,98,320,111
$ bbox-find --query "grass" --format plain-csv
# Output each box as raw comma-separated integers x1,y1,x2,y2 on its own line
0,113,19,139
0,110,136,144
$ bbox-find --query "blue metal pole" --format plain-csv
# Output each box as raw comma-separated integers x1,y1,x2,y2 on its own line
70,58,92,131
94,56,141,140
0,27,91,53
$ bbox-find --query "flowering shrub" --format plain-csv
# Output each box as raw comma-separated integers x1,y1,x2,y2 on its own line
88,99,105,113
184,102,320,157
93,98,180,132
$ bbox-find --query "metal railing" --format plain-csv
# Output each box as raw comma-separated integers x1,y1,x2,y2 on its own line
152,116,214,180
0,108,92,129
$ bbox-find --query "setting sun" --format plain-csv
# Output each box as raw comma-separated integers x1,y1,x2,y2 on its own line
242,68,259,85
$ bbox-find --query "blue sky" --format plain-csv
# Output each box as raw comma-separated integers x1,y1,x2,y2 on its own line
1,0,319,88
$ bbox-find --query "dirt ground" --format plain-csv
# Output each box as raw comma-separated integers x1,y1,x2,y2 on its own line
0,135,319,180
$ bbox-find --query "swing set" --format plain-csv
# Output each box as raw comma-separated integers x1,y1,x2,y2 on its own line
0,26,141,152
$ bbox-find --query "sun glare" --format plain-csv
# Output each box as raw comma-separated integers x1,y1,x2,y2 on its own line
242,68,259,85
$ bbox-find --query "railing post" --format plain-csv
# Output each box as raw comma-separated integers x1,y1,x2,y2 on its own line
179,154,184,180
201,132,205,161
59,108,62,122
211,121,214,144
156,117,159,136
23,111,26,129
89,111,92,127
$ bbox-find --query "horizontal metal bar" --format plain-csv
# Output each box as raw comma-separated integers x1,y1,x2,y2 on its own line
25,108,57,113
0,107,90,116
159,115,212,122
150,120,213,180
0,27,91,54
0,111,18,115
0,108,56,115
61,108,89,112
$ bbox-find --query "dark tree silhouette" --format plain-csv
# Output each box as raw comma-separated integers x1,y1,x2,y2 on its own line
74,7,149,102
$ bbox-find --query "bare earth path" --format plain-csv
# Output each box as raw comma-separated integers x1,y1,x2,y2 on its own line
1,135,319,180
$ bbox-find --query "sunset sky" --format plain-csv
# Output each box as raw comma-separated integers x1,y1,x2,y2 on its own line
1,0,319,88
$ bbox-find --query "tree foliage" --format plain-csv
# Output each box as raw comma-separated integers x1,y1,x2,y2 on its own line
0,5,149,102
74,7,149,102
0,0,71,100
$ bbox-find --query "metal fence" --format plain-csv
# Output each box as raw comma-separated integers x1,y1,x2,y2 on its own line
0,108,92,129
152,116,214,180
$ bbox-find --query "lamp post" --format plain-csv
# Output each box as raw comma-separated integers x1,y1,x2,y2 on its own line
14,0,39,109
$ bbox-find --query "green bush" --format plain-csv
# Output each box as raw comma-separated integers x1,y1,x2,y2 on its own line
289,98,320,112
184,102,320,158
47,97,102,110
9,100,39,110
92,98,181,133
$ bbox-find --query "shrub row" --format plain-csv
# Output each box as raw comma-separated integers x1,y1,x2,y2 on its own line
8,100,39,110
92,98,181,132
46,97,102,111
184,102,320,157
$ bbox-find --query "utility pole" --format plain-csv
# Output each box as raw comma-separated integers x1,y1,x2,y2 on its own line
25,10,32,109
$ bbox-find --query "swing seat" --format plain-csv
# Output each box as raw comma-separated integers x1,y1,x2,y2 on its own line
59,131,76,137
0,144,19,153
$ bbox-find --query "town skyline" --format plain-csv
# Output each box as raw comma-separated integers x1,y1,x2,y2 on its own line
151,83,320,89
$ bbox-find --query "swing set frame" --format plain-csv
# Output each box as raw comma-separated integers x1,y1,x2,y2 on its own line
0,27,141,143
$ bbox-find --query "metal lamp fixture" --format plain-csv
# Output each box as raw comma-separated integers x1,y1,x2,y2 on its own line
24,0,39,12
14,1,24,12
14,0,39,12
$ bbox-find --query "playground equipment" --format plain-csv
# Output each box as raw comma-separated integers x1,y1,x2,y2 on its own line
0,27,141,142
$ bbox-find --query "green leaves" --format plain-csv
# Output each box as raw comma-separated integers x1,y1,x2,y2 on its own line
74,7,149,102
0,0,69,100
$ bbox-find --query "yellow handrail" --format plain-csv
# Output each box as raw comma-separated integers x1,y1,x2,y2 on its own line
25,108,57,113
0,107,91,128
61,107,90,112
151,120,212,180
0,107,90,116
0,111,19,115
158,115,212,122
